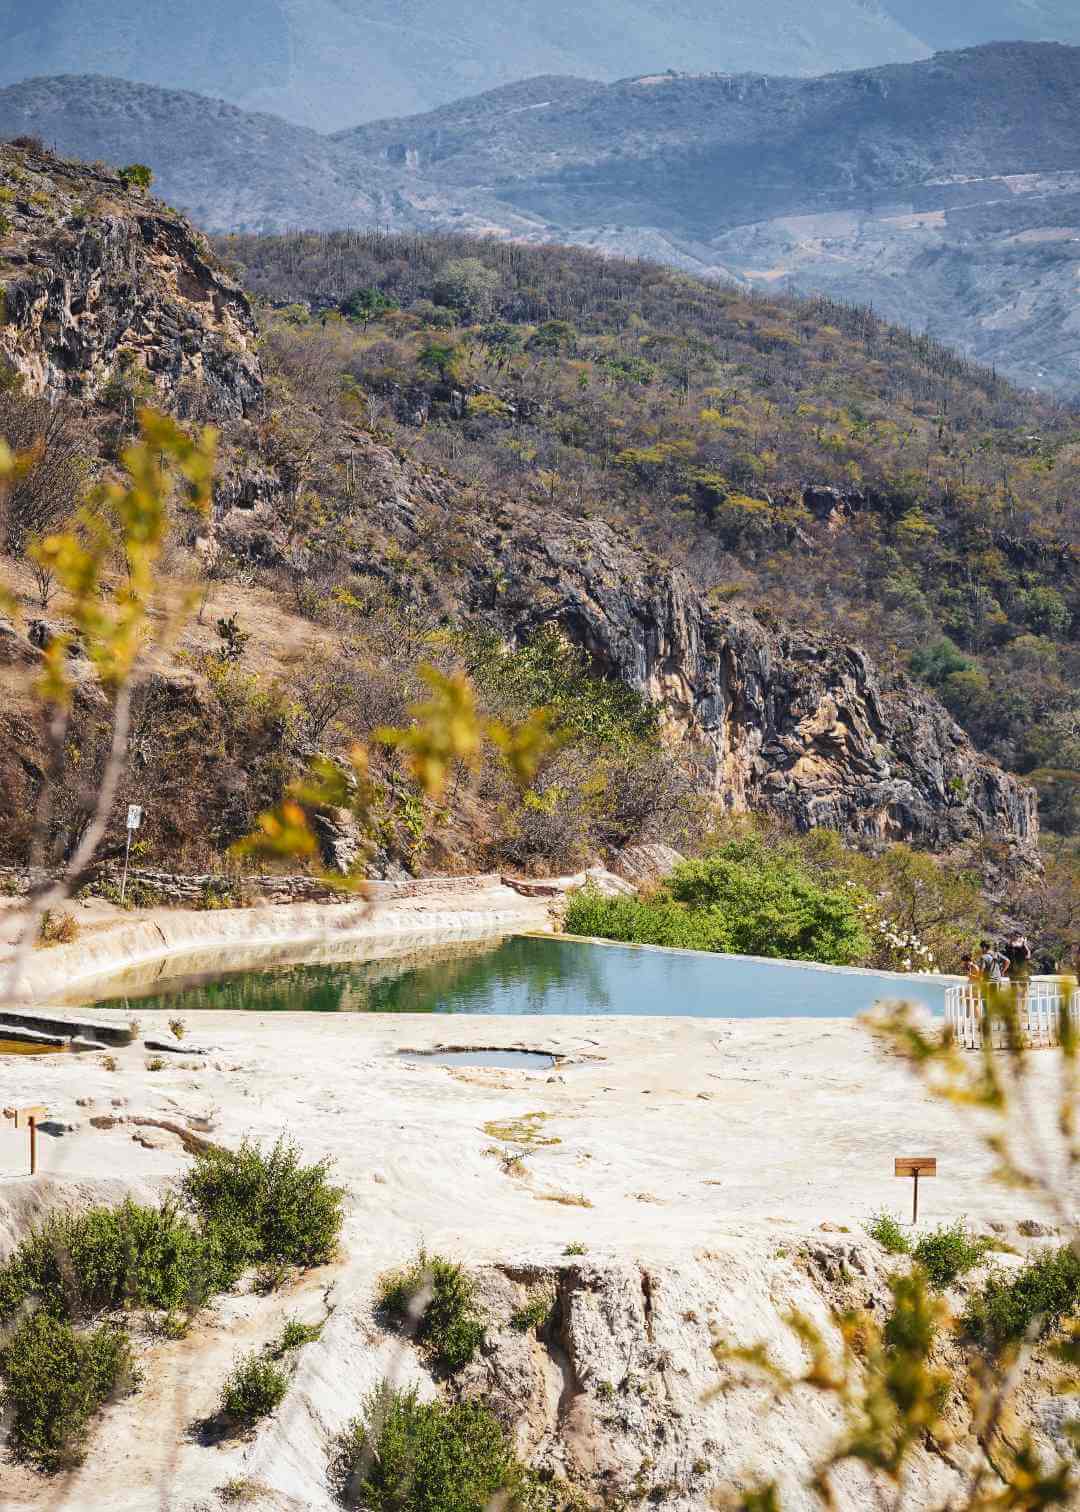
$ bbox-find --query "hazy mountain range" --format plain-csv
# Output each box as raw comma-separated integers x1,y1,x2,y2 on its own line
1,0,1079,130
3,44,1080,392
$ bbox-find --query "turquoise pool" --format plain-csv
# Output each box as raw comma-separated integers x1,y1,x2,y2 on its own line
85,934,952,1018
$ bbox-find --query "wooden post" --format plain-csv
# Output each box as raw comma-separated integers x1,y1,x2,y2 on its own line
895,1157,936,1225
4,1105,47,1176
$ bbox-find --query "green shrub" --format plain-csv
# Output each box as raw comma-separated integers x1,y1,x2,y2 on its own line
962,1246,1080,1347
666,844,869,963
882,1269,942,1359
329,1384,528,1511
376,1250,485,1372
0,1145,343,1337
219,1478,263,1504
510,1288,554,1334
219,1349,289,1427
463,625,658,753
0,1197,219,1325
564,888,730,952
912,1222,992,1290
270,1317,323,1355
0,1312,135,1470
181,1136,345,1272
566,840,868,965
866,1211,911,1255
118,163,153,190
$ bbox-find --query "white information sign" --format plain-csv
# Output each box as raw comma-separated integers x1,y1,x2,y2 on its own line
120,805,143,904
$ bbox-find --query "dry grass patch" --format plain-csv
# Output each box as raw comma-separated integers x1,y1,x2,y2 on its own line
535,1190,593,1209
481,1110,560,1147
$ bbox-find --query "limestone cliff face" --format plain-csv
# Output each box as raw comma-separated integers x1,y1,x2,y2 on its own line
0,142,260,417
496,526,1038,851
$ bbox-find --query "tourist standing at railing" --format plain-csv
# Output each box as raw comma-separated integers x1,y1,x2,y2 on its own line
1006,933,1032,982
978,939,1009,984
1006,933,1033,1017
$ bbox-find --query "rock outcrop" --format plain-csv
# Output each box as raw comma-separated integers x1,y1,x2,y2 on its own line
0,141,261,417
500,533,1038,852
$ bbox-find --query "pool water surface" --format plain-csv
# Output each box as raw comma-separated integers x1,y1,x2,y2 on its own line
84,934,952,1019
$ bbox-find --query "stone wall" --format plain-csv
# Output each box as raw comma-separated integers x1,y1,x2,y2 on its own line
0,866,505,908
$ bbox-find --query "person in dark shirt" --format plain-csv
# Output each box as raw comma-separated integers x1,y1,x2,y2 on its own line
1006,933,1032,982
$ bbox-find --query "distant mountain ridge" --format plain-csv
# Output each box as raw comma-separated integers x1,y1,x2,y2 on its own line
2,0,1079,130
0,0,930,131
3,44,1080,392
335,42,1080,232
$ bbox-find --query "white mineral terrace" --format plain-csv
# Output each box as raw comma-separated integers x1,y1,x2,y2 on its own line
0,893,1075,1511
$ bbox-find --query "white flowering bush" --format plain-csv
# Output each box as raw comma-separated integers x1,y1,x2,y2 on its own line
843,881,938,973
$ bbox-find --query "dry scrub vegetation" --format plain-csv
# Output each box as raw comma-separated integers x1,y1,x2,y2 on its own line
223,231,1080,841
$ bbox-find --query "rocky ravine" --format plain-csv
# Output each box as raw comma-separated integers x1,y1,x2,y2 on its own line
0,141,1038,860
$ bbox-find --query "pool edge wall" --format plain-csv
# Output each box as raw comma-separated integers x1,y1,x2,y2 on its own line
3,892,554,1009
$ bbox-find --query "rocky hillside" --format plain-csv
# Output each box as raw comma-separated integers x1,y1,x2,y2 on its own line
0,142,1039,877
226,430,1035,854
6,44,1080,391
227,228,1078,840
0,76,374,233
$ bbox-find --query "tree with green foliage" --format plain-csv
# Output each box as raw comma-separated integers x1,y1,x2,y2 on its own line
339,286,398,325
417,341,462,383
432,257,500,322
118,163,153,190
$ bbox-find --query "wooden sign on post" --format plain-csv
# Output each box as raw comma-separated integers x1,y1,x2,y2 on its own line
895,1156,936,1224
4,1105,47,1175
120,804,144,905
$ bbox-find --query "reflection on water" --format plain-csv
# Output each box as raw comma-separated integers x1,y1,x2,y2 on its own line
401,1049,558,1069
84,935,951,1019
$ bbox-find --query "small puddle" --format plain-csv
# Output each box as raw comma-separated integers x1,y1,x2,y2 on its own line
0,1037,65,1056
401,1049,558,1071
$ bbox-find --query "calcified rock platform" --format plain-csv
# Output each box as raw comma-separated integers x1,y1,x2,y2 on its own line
0,920,1071,1510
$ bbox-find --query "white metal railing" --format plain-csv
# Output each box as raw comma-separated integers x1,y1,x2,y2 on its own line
944,977,1080,1050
